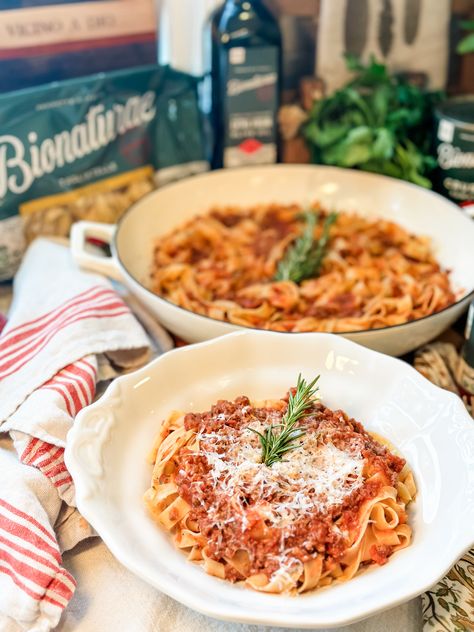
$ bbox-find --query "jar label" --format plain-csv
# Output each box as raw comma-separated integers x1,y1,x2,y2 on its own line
434,113,474,206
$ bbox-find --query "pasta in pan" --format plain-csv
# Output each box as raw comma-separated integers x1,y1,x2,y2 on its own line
150,203,455,333
144,385,416,594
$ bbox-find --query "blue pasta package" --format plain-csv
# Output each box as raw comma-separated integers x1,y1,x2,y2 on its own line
0,64,209,280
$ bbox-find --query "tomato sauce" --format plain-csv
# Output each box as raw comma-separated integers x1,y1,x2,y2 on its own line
176,396,405,580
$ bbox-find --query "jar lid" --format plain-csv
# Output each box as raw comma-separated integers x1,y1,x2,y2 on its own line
436,96,474,130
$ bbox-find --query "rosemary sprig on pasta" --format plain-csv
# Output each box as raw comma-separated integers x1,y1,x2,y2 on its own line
275,211,338,283
250,374,320,466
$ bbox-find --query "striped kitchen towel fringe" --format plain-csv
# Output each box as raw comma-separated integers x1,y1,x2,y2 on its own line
0,238,155,631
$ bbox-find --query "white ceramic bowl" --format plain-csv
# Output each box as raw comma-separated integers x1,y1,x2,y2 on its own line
70,165,474,355
65,331,474,629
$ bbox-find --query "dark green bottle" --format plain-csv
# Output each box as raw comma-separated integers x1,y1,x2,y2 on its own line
209,0,281,169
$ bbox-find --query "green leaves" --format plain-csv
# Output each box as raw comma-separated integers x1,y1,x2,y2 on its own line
345,54,388,83
275,211,337,284
323,126,373,166
457,20,474,54
250,374,320,467
303,56,443,188
318,126,395,168
372,128,394,159
457,33,474,54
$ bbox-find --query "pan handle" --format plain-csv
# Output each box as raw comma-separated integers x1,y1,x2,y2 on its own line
70,221,122,281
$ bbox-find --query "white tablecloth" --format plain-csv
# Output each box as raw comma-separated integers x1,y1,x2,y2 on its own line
58,539,423,632
0,284,424,632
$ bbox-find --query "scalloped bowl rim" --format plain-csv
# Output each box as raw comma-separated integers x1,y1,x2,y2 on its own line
65,331,474,628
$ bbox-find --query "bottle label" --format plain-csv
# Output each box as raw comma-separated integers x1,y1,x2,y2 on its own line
223,46,278,168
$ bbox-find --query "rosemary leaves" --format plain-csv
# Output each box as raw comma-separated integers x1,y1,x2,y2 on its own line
275,211,338,284
250,374,320,467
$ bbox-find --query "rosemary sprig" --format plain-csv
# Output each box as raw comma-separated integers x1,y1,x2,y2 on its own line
274,211,317,283
274,211,338,284
250,374,320,467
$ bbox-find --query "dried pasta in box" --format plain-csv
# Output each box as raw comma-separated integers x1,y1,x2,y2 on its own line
0,64,208,280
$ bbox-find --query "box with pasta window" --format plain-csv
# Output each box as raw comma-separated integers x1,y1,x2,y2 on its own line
0,64,209,280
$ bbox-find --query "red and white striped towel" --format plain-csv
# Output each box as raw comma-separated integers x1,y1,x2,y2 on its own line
0,238,152,632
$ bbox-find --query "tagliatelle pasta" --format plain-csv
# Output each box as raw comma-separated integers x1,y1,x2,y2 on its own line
150,203,455,333
144,389,416,594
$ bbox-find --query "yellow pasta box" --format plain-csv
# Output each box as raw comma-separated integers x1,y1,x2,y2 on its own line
0,64,209,280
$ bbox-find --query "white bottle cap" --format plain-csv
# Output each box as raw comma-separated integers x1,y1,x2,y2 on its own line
158,0,223,76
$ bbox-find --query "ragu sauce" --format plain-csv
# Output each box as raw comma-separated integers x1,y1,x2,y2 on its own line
175,395,405,581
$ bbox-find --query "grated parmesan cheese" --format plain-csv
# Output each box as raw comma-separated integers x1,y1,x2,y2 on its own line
175,397,405,583
196,412,364,530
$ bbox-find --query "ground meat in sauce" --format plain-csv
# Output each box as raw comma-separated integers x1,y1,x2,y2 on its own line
369,544,393,565
176,396,405,581
151,205,456,332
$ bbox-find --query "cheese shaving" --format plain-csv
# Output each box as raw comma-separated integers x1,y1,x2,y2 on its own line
196,413,364,529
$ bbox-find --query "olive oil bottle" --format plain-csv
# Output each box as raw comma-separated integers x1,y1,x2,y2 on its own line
209,0,281,169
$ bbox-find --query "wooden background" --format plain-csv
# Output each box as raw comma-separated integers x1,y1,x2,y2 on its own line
263,0,474,95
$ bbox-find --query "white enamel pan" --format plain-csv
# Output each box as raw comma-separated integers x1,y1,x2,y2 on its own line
71,165,474,356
